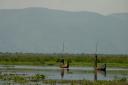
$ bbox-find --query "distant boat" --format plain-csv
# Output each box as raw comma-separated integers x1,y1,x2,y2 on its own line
96,64,106,71
94,42,106,71
59,42,69,68
60,60,69,68
94,53,106,71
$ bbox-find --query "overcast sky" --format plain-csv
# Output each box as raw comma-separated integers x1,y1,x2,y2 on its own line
0,0,128,14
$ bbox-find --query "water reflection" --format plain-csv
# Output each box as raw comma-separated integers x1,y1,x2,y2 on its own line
59,67,107,80
0,66,128,81
60,68,69,79
94,70,106,81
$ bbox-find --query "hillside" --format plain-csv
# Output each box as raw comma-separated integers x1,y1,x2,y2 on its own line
0,8,128,54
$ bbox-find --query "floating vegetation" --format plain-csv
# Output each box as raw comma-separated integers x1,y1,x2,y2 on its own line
0,72,45,83
31,74,45,81
0,71,127,85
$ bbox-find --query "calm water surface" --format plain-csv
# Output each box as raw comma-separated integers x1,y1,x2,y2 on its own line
0,65,128,84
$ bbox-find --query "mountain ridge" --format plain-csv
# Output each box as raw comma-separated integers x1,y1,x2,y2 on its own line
0,7,128,54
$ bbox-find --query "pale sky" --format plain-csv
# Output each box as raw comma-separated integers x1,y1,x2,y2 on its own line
0,0,128,14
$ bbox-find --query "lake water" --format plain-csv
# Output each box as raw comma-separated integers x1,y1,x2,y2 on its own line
0,65,128,84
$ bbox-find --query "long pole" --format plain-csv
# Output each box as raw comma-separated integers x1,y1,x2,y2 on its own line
95,42,98,68
61,41,65,64
62,41,64,54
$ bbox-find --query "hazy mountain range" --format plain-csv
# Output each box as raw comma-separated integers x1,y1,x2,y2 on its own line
0,7,128,54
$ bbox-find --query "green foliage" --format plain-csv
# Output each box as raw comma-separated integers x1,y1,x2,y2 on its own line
0,73,45,83
43,80,128,85
0,74,27,83
0,52,128,67
31,74,45,81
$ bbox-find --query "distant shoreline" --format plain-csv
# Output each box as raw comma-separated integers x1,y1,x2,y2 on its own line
0,53,127,68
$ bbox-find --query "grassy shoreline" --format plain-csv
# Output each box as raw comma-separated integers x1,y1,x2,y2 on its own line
0,53,128,68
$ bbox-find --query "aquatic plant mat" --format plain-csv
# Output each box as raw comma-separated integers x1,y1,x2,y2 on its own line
0,73,45,83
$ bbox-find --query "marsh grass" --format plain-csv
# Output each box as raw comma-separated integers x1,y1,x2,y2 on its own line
0,53,128,67
42,80,128,85
0,73,45,83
